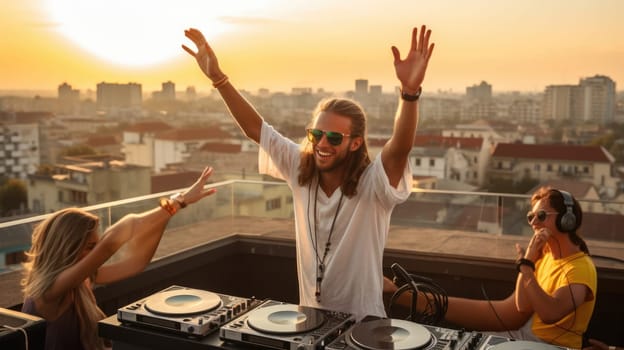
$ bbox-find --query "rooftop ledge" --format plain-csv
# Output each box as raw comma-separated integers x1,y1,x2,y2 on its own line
1,223,623,346
2,216,623,309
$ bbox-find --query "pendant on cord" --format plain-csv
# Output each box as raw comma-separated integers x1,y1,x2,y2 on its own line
315,263,325,302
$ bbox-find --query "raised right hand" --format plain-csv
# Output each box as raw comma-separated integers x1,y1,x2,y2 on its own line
523,227,550,262
182,28,225,82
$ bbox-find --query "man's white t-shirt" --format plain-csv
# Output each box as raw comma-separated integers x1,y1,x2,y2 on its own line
258,122,412,321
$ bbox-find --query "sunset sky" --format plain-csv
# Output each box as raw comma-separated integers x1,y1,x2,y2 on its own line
1,0,622,95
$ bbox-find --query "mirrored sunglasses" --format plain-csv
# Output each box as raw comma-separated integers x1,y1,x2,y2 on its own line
526,209,558,224
306,128,351,146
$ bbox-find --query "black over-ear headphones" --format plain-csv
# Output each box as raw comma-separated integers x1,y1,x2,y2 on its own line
555,189,577,233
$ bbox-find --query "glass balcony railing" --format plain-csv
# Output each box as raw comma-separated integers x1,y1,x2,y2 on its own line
1,180,623,274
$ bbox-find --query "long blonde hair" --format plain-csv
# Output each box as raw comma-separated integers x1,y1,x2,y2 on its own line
21,208,107,350
298,98,371,197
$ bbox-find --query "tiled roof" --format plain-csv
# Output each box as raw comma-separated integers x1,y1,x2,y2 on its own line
124,121,172,133
85,135,119,147
368,135,483,150
413,135,483,150
151,171,204,193
491,143,613,162
527,180,595,199
367,138,388,147
156,127,231,141
581,212,624,241
199,142,242,153
14,111,55,123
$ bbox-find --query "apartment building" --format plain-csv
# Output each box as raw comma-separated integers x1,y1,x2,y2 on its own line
0,122,40,179
96,82,142,116
543,75,616,125
122,121,173,169
411,135,489,187
489,143,618,197
152,127,233,173
27,156,151,213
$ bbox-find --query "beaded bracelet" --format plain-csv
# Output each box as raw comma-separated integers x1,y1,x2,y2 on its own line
212,75,229,88
159,198,177,216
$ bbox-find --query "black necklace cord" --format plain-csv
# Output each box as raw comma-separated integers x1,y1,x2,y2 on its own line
309,179,345,303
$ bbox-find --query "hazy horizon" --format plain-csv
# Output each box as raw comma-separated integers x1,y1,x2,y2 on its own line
1,1,622,95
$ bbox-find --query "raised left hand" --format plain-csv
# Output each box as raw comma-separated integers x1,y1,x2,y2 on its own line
182,166,217,205
391,25,435,93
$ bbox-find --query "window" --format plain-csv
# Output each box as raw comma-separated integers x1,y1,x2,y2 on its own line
429,159,435,167
415,158,421,166
33,199,41,212
266,197,281,211
70,190,87,204
5,251,26,265
547,164,552,172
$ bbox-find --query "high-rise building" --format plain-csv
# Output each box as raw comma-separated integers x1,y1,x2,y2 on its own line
542,75,616,125
579,75,616,124
161,81,176,101
355,79,369,102
96,82,142,113
0,122,40,179
369,85,382,102
466,81,492,102
57,82,80,115
462,81,495,120
543,85,579,122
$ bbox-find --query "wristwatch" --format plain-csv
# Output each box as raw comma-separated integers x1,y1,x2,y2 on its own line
515,258,535,273
170,192,187,208
401,86,422,102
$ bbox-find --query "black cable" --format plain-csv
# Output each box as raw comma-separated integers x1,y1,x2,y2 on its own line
480,283,514,339
387,272,448,326
589,254,624,265
547,239,584,346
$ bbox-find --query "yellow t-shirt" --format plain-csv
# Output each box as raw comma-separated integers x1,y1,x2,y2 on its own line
531,250,597,349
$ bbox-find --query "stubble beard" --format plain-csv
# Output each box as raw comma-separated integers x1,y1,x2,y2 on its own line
315,147,352,174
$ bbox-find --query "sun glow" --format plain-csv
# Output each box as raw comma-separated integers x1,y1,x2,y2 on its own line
42,0,270,68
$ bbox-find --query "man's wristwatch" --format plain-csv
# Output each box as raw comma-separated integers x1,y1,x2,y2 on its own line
170,192,187,208
401,86,422,102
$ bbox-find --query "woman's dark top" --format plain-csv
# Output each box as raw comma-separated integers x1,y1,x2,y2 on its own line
22,297,84,350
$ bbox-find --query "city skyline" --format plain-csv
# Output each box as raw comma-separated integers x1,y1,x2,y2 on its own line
1,1,622,95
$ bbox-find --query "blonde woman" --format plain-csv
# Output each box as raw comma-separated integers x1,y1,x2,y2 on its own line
21,166,216,350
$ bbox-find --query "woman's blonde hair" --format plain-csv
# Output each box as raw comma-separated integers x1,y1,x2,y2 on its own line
21,208,107,349
298,98,371,197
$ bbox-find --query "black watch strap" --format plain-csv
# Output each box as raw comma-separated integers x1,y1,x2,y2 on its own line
516,258,535,272
401,86,422,101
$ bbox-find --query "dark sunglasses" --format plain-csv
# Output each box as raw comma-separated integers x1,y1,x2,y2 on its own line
526,210,558,224
306,128,352,146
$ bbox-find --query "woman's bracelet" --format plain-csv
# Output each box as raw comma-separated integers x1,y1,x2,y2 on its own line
515,258,535,273
159,198,177,216
212,75,229,88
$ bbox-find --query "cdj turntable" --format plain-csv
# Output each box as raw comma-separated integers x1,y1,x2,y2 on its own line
117,285,258,336
325,317,571,350
220,299,356,350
